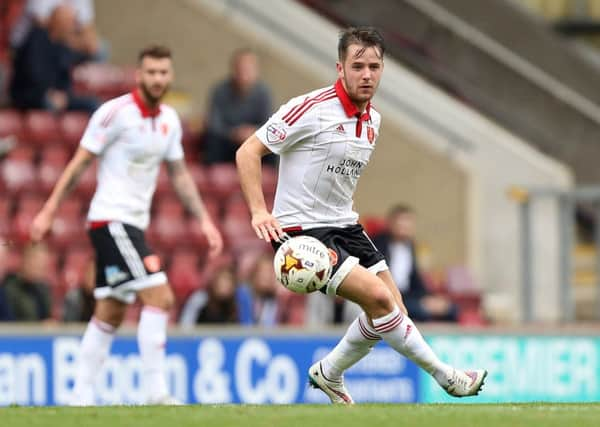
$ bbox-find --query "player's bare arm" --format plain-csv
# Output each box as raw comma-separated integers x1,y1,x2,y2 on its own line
236,134,284,242
30,147,96,242
166,159,223,258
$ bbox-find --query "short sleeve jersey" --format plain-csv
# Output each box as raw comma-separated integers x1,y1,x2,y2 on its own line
255,79,381,230
80,91,184,230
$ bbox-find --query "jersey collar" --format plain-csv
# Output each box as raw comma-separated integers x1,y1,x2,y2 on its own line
334,79,371,122
132,89,162,118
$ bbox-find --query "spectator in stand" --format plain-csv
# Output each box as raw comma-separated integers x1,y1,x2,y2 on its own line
10,0,105,61
0,242,53,322
62,260,95,322
179,263,239,326
203,48,274,165
373,204,458,322
9,3,98,113
238,253,305,326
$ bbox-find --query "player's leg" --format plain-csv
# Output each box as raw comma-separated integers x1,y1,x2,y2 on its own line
338,266,487,397
136,283,179,404
71,297,126,406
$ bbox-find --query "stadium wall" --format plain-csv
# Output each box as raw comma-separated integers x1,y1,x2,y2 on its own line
0,325,598,405
94,0,573,322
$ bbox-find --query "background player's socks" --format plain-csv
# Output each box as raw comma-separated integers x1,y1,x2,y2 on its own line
321,312,380,379
138,306,169,402
71,317,116,405
372,306,452,387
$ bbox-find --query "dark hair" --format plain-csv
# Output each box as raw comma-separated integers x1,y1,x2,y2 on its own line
388,203,414,218
138,45,172,63
231,47,256,62
338,26,385,61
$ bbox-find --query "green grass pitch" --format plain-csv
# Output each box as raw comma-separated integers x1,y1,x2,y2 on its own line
3,403,599,427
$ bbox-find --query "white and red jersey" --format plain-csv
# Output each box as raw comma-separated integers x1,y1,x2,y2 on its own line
80,90,184,230
256,79,381,230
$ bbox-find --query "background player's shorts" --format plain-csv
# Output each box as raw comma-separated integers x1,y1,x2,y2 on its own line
273,224,388,296
88,222,167,304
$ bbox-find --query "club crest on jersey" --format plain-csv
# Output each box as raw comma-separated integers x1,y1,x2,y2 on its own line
160,123,169,136
266,122,287,144
367,126,375,144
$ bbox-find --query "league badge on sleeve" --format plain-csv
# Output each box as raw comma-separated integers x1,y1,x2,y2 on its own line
266,122,287,144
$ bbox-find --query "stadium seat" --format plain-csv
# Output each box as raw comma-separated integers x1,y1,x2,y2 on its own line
60,112,90,148
10,193,44,242
150,198,187,251
206,163,241,200
1,155,36,195
49,204,86,250
186,163,210,193
167,249,205,303
73,63,135,99
38,144,70,194
24,110,61,146
0,109,24,141
224,195,250,219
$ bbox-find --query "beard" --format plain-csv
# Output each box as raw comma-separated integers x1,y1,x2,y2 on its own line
139,82,169,105
342,76,373,104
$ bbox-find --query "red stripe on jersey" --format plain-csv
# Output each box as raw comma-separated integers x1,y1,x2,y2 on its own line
101,98,132,127
282,87,335,122
286,94,337,126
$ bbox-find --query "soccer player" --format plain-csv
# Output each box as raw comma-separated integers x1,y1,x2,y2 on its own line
236,27,487,404
30,45,223,405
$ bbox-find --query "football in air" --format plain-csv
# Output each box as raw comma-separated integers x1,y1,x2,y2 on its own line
273,235,332,294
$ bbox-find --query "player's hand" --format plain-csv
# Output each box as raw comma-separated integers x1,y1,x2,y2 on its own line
251,211,284,242
200,218,223,260
30,209,54,242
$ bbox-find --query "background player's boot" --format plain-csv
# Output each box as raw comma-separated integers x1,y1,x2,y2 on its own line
308,361,354,404
443,368,487,397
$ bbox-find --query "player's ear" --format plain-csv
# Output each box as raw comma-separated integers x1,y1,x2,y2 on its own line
336,61,343,79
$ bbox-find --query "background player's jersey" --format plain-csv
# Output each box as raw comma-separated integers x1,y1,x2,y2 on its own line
256,79,381,230
80,91,184,230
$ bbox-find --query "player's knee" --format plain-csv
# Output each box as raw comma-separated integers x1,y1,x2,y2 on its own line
369,282,395,317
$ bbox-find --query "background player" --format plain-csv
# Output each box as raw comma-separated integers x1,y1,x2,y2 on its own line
236,26,486,404
30,45,222,405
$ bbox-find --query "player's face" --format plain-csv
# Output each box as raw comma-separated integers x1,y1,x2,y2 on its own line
337,44,383,107
136,57,173,103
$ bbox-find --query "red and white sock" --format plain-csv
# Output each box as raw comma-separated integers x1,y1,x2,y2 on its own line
372,306,452,387
138,306,169,401
72,317,115,405
321,312,381,379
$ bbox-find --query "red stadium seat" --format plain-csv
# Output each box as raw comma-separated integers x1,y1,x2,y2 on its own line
73,63,135,99
224,195,250,219
186,163,210,193
24,110,60,146
38,144,70,194
1,156,36,195
10,194,43,243
206,163,241,200
168,249,204,302
60,112,90,148
0,109,24,141
149,200,187,251
49,206,86,250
